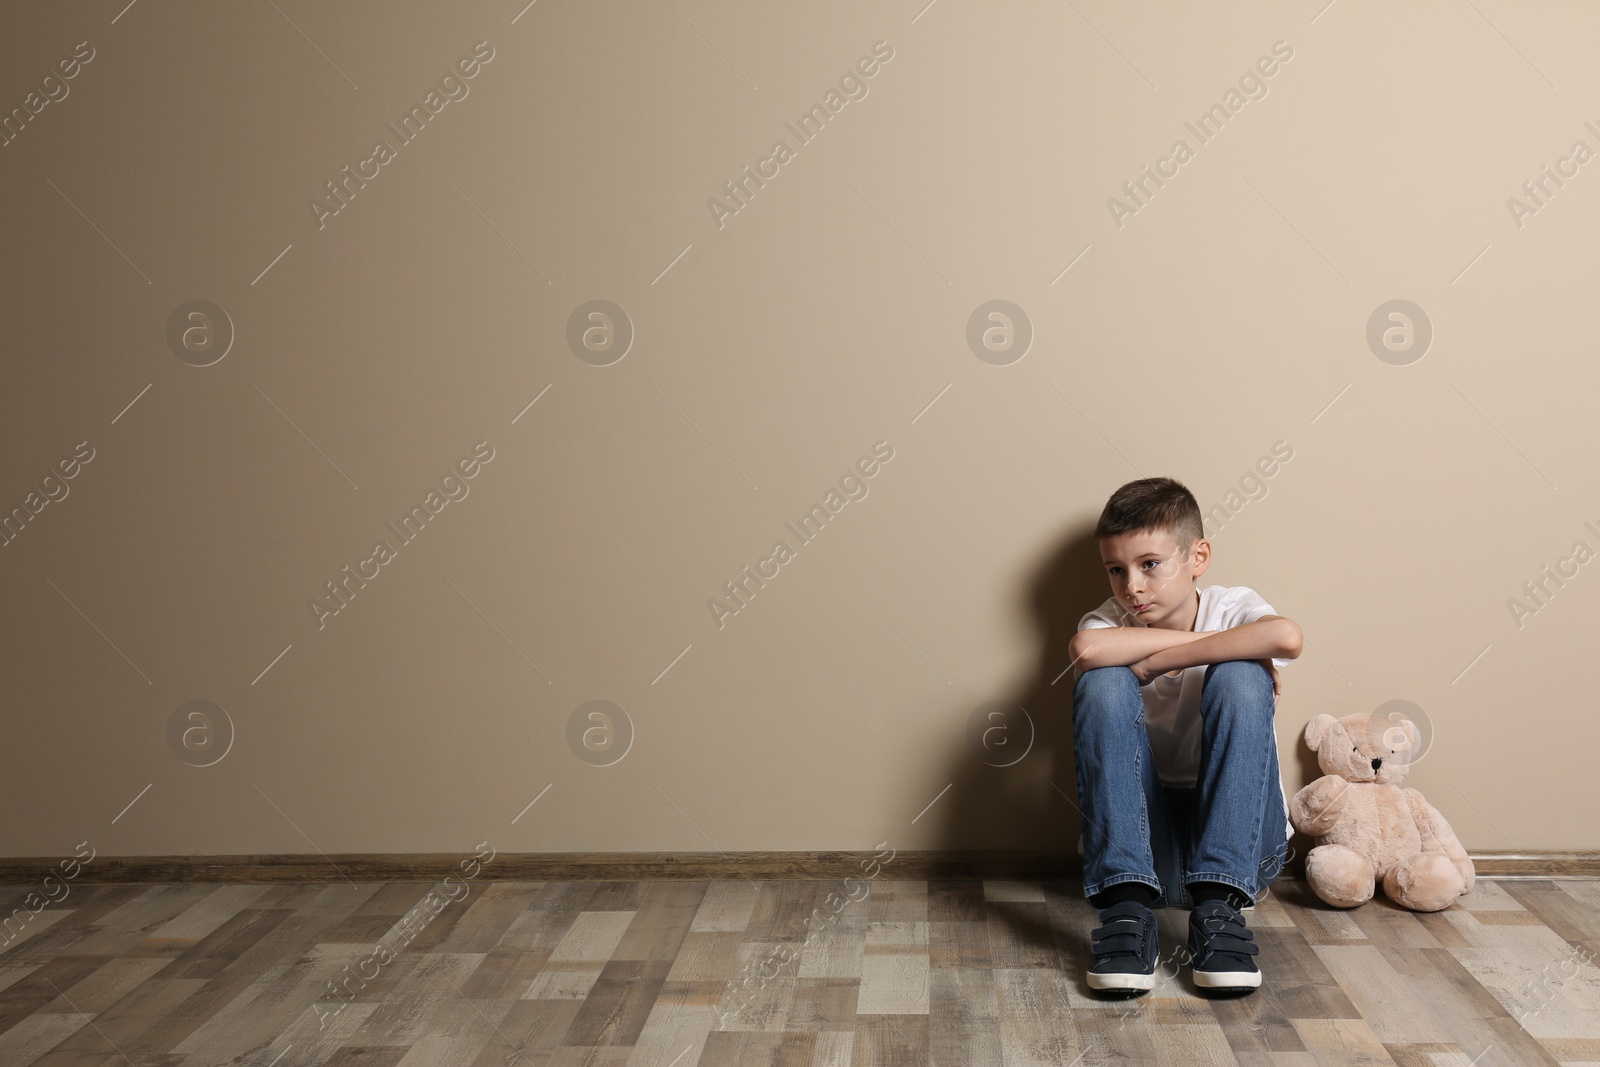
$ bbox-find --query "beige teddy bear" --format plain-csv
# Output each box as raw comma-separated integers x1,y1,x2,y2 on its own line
1289,711,1474,912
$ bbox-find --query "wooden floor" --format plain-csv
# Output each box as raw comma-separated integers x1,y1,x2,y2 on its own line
0,875,1597,1066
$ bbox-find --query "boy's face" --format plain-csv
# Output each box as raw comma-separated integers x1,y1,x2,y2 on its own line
1098,527,1210,629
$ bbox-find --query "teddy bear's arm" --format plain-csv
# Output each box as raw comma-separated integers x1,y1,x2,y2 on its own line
1405,787,1476,893
1290,774,1350,836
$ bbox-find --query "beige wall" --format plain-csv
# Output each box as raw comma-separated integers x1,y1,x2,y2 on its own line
1,1,1595,861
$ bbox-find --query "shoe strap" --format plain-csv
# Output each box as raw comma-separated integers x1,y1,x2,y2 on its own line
1193,917,1259,957
1091,903,1151,955
1090,925,1146,955
1193,906,1259,957
1196,934,1259,957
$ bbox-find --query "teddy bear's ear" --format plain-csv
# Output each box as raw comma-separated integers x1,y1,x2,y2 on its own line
1397,717,1419,751
1304,714,1339,752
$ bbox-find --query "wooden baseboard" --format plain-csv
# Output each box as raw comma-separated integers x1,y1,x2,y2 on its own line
0,849,1595,885
1464,851,1600,877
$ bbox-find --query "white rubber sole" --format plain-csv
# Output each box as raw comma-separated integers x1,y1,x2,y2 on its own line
1193,968,1262,990
1087,970,1157,992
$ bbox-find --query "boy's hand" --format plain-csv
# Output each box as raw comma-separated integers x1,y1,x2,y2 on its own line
1261,659,1282,702
1128,658,1181,688
1131,656,1281,699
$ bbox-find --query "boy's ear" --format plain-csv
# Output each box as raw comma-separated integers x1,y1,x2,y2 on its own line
1303,714,1338,752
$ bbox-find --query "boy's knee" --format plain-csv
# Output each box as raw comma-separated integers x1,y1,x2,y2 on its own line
1204,658,1272,689
1201,659,1275,713
1073,664,1138,697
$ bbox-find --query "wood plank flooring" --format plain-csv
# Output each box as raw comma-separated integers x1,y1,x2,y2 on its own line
0,875,1596,1066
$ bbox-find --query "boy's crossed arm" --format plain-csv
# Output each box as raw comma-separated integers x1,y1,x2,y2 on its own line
1069,616,1303,690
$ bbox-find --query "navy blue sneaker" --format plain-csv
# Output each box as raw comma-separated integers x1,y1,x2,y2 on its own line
1188,898,1261,991
1086,899,1158,994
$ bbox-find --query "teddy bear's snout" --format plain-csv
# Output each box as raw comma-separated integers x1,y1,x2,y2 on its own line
1370,757,1382,771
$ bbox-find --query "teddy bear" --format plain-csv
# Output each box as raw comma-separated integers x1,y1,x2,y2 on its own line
1289,711,1474,912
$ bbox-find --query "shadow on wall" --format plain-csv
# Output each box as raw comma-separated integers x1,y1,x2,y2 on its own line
917,518,1319,887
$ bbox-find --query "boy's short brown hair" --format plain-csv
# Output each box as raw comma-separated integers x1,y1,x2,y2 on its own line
1094,477,1205,559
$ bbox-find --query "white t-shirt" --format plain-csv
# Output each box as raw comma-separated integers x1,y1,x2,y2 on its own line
1076,584,1293,843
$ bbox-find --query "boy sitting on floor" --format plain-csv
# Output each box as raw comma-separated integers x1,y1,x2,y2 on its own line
1067,476,1302,995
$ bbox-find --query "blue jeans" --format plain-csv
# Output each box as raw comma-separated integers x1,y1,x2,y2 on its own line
1071,659,1289,908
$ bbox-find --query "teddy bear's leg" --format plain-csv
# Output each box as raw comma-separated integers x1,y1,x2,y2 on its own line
1404,789,1475,895
1304,844,1374,908
1382,851,1466,912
